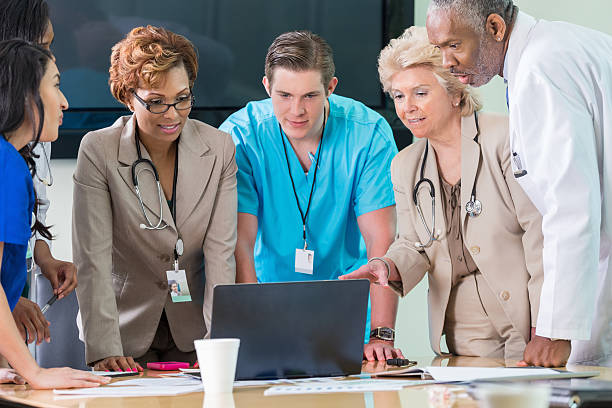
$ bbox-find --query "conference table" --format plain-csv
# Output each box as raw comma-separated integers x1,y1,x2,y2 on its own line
0,356,609,408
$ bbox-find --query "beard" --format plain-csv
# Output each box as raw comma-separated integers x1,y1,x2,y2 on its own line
470,36,504,87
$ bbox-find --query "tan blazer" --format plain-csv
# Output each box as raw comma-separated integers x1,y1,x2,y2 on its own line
73,116,237,364
386,112,543,355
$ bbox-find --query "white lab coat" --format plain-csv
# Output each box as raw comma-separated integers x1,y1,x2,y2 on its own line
31,142,52,251
504,11,612,365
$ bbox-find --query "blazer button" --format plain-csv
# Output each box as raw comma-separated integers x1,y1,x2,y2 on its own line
500,290,510,301
159,281,168,290
470,246,480,255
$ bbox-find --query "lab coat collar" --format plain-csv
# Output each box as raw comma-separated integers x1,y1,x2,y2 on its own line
503,11,538,81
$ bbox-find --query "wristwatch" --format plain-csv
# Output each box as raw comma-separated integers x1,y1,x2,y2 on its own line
370,327,395,341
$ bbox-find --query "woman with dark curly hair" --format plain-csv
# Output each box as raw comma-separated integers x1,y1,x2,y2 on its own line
73,26,237,372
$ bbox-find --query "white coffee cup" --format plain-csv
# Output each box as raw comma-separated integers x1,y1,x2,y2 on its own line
194,338,240,394
476,384,550,408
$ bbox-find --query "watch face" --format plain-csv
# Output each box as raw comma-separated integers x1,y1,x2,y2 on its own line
371,327,395,341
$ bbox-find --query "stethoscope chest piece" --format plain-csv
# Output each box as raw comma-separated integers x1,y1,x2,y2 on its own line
466,197,482,217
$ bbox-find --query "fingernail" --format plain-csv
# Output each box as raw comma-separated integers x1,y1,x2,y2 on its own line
105,370,109,372
132,368,136,372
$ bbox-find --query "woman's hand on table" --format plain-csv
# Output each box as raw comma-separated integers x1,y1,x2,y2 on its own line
0,368,25,385
25,367,110,389
93,356,143,372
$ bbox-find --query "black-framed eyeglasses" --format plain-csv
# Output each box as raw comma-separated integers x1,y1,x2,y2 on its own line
132,91,195,114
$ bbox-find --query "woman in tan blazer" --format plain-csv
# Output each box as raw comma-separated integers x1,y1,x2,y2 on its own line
73,26,237,371
342,27,543,360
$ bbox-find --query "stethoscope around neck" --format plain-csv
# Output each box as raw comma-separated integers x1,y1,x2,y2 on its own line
131,132,169,231
413,112,482,249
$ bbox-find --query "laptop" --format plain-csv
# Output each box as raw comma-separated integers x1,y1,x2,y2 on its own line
209,279,369,380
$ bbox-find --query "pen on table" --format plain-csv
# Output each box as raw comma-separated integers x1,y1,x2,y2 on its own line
40,294,58,314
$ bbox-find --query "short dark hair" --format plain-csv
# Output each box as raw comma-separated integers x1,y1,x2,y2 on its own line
429,0,514,33
264,30,335,88
0,0,50,43
0,39,54,240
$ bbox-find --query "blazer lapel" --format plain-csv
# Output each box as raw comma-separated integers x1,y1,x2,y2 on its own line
116,116,176,231
461,114,481,226
175,120,214,229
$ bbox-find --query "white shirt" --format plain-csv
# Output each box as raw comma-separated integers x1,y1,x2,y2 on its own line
504,11,612,365
31,142,52,251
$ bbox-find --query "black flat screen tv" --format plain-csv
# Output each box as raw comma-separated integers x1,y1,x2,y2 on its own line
48,0,414,157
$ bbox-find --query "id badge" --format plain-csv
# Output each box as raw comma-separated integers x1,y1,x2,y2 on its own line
166,269,192,302
295,248,314,275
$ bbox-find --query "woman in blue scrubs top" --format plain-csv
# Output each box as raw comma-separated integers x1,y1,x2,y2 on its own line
0,40,107,389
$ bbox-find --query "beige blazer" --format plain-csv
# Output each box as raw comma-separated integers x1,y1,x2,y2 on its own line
386,112,543,355
73,116,237,364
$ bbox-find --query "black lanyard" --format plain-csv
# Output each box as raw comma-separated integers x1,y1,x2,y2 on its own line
279,106,327,250
169,142,180,262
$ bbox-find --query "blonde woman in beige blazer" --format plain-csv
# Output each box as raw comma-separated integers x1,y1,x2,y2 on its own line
73,26,236,371
342,27,543,361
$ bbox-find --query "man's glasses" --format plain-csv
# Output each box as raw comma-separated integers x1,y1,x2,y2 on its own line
132,91,194,114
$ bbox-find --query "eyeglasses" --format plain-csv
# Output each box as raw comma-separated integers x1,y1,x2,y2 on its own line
132,91,194,114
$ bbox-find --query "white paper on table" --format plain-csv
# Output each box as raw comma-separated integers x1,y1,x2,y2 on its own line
425,367,564,382
178,368,201,374
53,384,203,398
263,379,434,396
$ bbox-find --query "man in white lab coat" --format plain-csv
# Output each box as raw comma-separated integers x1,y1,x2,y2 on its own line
425,0,612,367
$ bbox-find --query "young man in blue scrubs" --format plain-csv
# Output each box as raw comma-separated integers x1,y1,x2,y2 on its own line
220,31,403,361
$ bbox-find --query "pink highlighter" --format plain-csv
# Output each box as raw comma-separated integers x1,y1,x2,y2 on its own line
146,361,191,371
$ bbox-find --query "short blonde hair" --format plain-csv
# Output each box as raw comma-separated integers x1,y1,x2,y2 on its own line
109,26,198,106
378,26,481,116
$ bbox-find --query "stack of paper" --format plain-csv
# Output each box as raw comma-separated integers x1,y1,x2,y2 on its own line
54,377,203,398
264,379,435,396
375,366,599,383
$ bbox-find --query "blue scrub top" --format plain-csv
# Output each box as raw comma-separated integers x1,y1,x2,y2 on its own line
221,94,397,338
0,136,34,311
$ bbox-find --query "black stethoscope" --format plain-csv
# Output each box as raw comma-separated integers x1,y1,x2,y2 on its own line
131,132,184,268
413,112,482,249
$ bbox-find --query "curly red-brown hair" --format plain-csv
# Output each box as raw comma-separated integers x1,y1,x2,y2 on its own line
109,25,198,106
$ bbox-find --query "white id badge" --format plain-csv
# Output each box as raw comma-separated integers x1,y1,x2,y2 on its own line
166,269,192,302
295,248,315,275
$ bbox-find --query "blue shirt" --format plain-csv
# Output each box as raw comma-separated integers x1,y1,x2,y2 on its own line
221,94,397,337
0,136,34,311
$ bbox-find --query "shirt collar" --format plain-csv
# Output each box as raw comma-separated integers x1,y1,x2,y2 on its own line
502,11,538,81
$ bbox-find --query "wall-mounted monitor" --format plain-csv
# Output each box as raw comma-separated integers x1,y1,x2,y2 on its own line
48,0,414,156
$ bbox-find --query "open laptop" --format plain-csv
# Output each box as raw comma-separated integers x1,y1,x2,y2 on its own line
210,279,369,380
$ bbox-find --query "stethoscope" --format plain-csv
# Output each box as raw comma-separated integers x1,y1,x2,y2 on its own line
413,112,482,249
131,133,169,231
27,143,52,273
35,143,53,186
131,132,184,269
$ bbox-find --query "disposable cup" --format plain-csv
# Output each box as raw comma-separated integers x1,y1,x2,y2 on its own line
194,338,240,394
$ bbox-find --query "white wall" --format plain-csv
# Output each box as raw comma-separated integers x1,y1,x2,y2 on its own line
46,0,612,361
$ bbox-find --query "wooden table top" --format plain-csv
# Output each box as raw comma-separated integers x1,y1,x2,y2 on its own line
0,357,609,408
